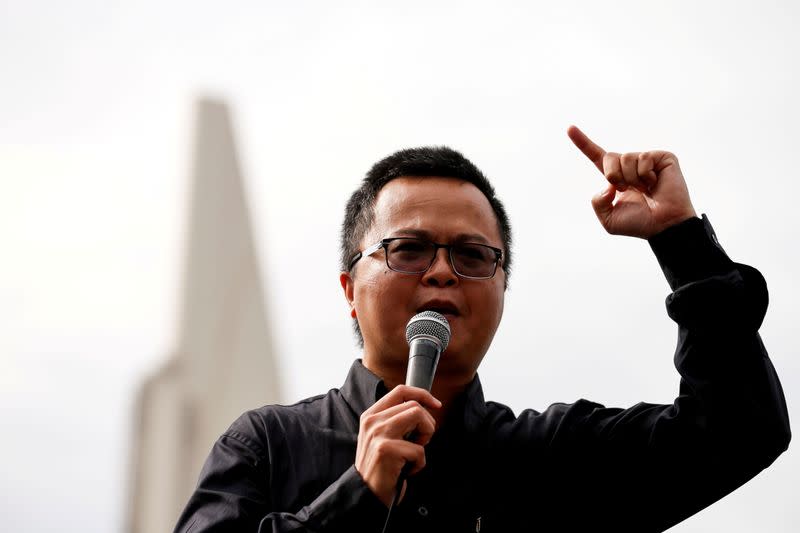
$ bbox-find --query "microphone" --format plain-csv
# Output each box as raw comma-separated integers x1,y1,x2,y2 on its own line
404,311,451,391
380,311,452,533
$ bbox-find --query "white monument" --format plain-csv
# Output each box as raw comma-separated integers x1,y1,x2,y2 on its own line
127,99,281,533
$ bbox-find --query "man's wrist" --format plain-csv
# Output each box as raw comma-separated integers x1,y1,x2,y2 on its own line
648,214,734,290
297,465,387,531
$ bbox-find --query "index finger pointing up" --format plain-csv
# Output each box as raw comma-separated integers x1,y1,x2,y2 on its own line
567,125,606,173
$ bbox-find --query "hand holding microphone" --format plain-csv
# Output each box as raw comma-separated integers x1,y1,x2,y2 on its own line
354,311,451,507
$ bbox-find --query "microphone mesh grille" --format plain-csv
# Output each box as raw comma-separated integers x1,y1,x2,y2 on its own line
405,311,451,351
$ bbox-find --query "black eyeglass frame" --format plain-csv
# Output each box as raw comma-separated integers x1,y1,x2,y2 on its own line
348,237,504,280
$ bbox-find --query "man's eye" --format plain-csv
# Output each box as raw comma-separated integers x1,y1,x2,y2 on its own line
456,245,490,261
392,241,428,253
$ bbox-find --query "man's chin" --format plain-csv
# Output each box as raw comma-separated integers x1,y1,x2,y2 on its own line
437,344,480,372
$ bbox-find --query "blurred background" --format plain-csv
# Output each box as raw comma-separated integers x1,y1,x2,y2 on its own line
1,1,797,531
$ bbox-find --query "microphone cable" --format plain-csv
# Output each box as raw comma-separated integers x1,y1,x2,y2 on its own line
381,464,411,533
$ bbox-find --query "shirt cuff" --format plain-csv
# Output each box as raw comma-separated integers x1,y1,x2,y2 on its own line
298,465,387,531
648,214,735,290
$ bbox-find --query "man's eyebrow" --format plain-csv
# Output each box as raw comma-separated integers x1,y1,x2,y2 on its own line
391,228,491,244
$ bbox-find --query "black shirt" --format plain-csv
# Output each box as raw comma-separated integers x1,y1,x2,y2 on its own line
174,216,790,532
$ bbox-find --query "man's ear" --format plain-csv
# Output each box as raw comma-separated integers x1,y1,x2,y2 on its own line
340,271,357,318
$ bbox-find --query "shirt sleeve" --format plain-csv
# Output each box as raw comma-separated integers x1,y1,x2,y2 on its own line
173,416,387,533
498,215,790,532
258,465,387,533
634,214,789,526
578,214,791,530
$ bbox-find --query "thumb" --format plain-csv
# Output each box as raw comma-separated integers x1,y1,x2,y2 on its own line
591,183,616,228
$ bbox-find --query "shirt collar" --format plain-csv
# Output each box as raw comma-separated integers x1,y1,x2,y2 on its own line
460,372,488,434
340,358,488,433
340,359,386,418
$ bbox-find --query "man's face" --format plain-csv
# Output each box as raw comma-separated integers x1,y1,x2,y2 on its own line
341,176,506,383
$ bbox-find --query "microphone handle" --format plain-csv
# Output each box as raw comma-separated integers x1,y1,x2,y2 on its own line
405,337,442,391
383,337,442,533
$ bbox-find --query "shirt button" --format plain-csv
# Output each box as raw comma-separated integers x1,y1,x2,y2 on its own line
417,505,429,517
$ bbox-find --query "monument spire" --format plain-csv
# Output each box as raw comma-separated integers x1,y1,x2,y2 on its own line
127,98,280,533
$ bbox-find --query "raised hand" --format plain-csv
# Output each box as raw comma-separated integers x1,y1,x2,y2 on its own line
567,125,697,239
355,385,441,506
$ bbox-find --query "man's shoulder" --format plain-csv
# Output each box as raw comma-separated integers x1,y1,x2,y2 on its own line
241,387,341,422
482,398,607,436
483,397,604,418
224,388,344,446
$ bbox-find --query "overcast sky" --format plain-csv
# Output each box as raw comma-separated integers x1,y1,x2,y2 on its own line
1,1,798,531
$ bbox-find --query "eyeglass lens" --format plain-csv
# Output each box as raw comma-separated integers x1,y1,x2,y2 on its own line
386,238,497,278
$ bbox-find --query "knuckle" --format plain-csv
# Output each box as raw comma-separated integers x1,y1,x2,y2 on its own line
373,439,391,456
410,403,426,417
420,427,435,443
656,150,677,162
603,161,621,178
416,447,427,466
360,412,375,428
372,419,392,436
397,384,416,395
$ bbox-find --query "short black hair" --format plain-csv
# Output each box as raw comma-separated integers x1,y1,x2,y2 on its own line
340,146,512,344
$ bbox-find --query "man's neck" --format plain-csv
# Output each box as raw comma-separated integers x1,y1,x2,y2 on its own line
429,378,472,427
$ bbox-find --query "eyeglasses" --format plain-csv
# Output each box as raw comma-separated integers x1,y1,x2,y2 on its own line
348,237,503,279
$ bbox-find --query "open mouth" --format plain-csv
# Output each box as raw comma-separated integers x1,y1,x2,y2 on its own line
417,304,460,318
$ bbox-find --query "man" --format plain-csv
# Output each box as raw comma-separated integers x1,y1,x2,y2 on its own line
174,127,790,532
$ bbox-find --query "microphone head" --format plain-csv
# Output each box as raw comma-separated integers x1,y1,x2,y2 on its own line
405,311,451,351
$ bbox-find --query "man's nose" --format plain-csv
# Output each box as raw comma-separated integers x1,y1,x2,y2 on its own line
421,248,458,287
